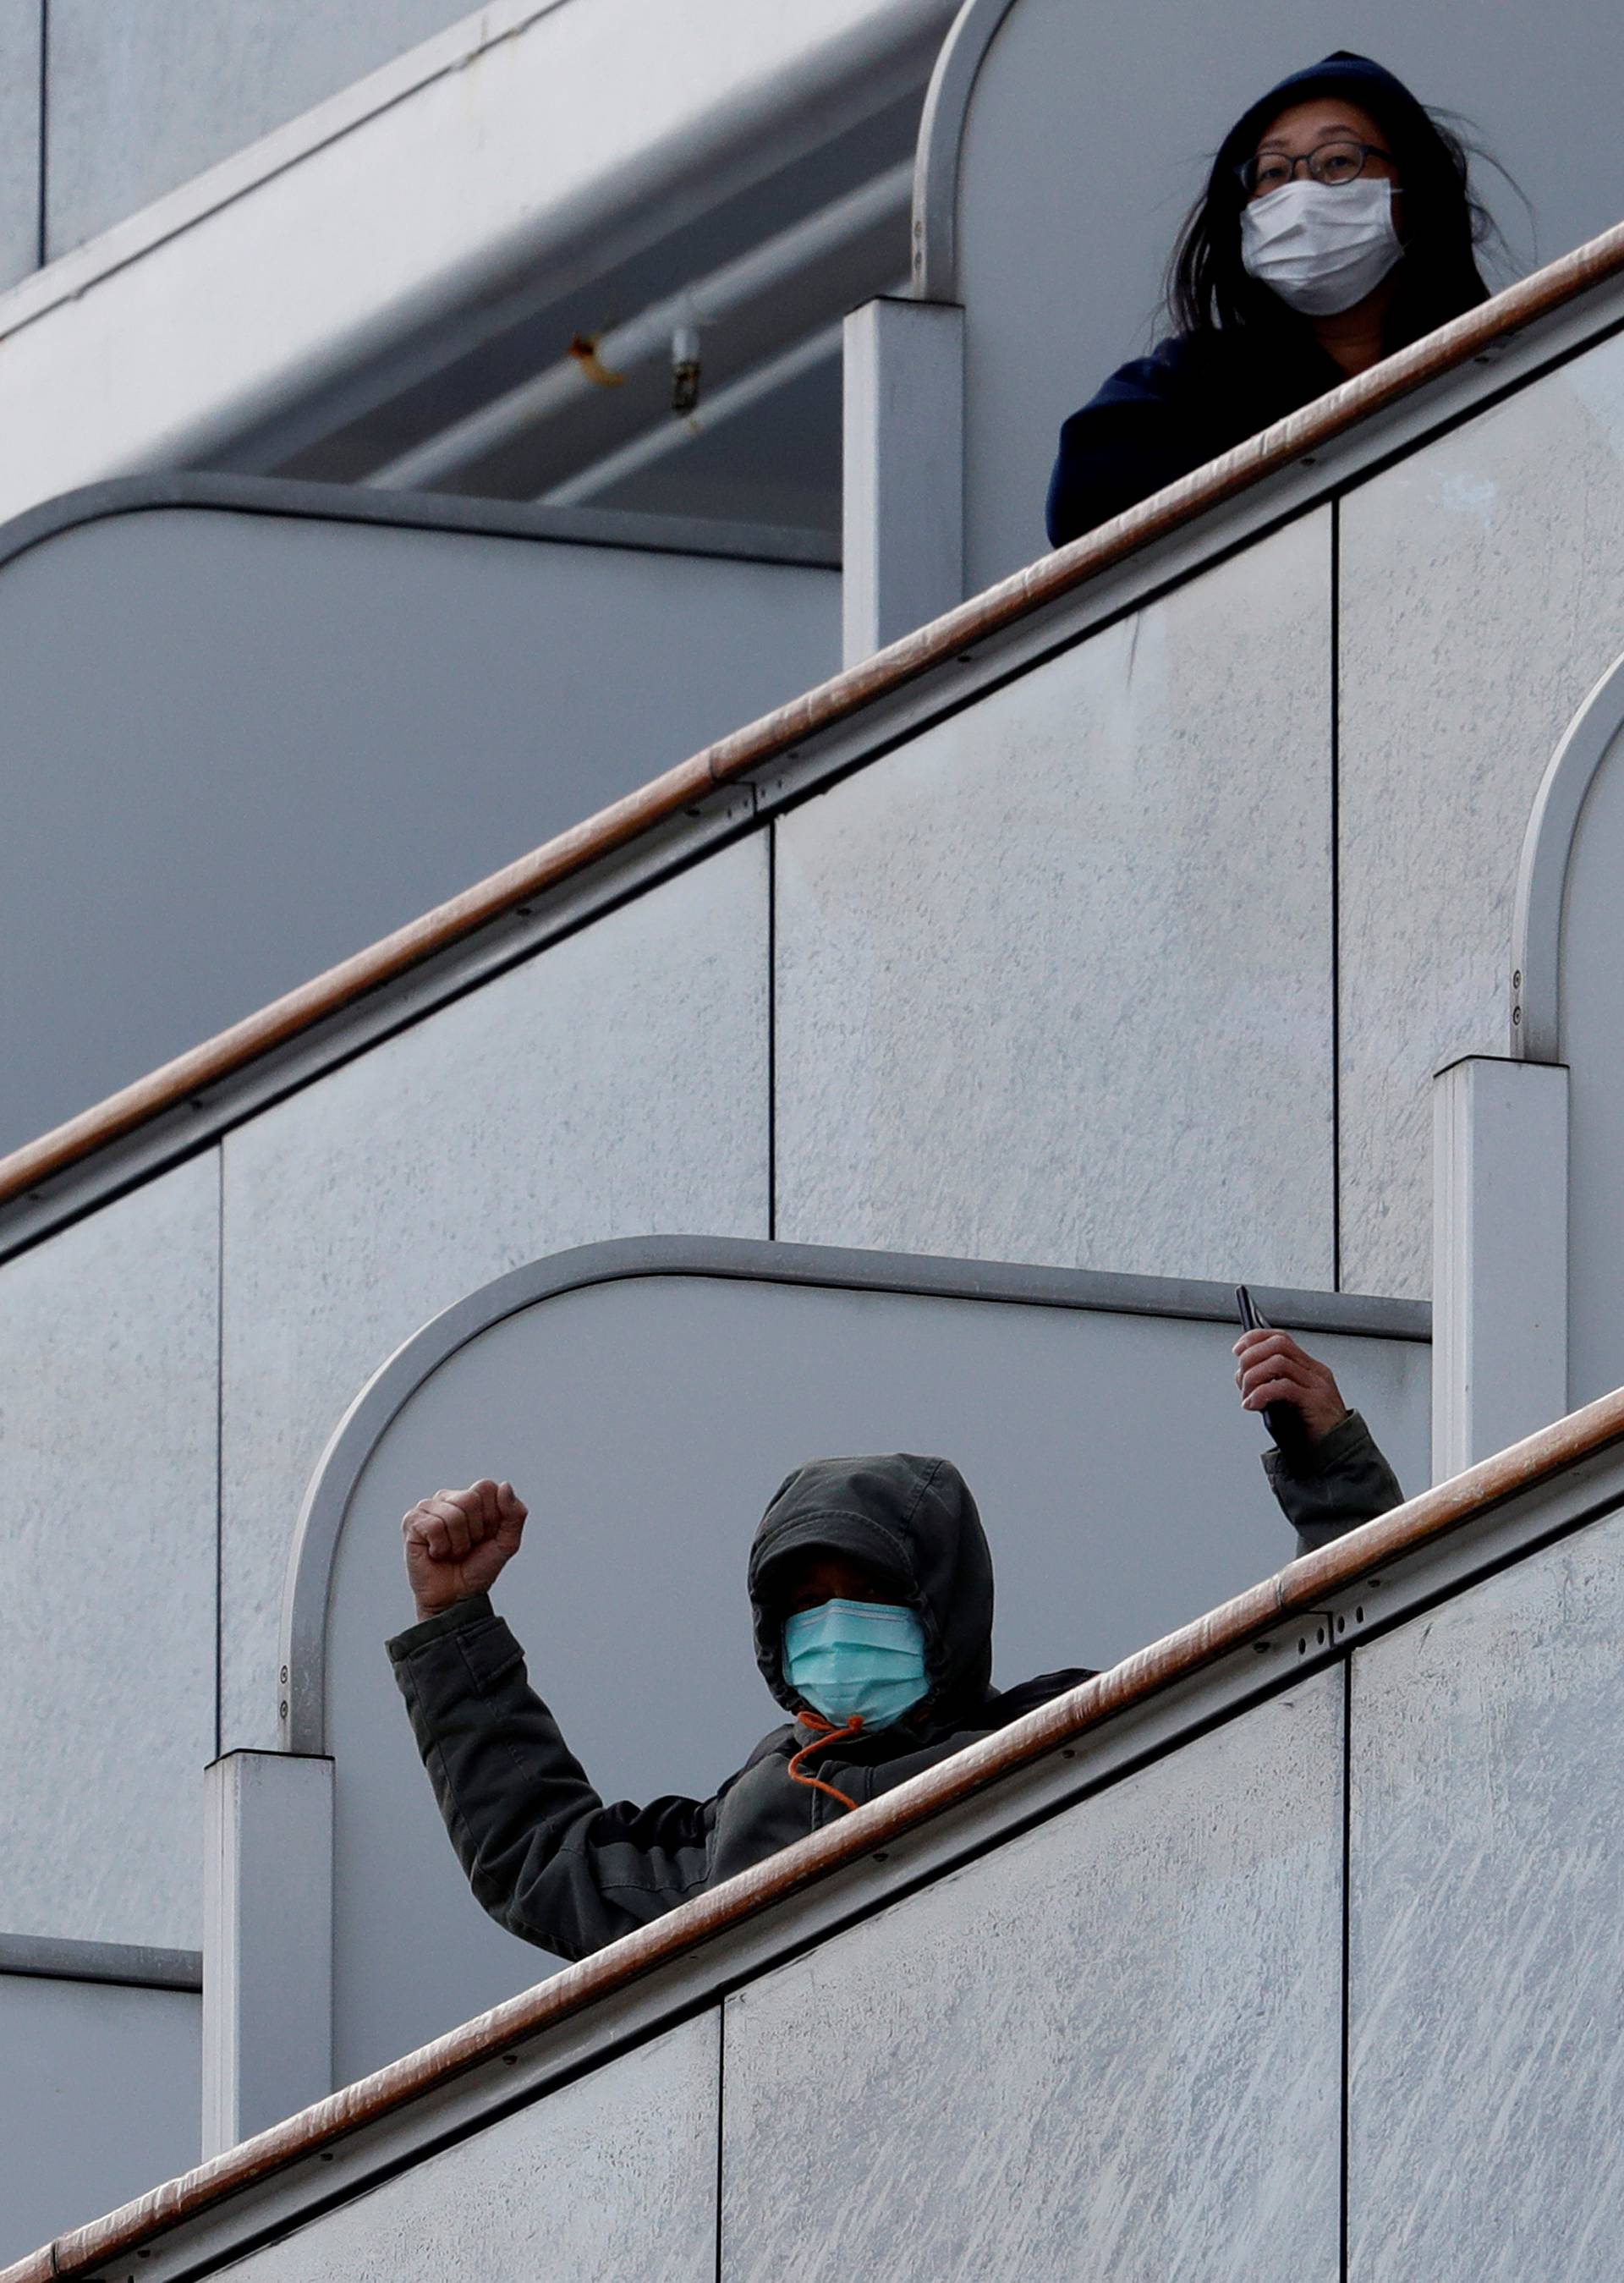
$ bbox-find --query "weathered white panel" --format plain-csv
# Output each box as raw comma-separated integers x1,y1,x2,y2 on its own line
777,511,1334,1283
203,1753,333,2154
46,2,469,255
1340,330,1624,1298
842,295,963,661
0,1974,200,2268
219,2015,717,2281
220,842,770,1751
0,0,39,291
722,1671,1343,2280
0,1155,217,1947
1431,1056,1568,1479
1347,1509,1624,2278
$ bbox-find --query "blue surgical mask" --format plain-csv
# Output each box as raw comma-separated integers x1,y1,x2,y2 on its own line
782,1599,930,1729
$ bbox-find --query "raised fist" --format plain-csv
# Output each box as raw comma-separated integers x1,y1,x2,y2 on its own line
402,1478,529,1621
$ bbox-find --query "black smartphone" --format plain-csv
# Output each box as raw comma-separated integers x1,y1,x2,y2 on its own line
1235,1285,1312,1465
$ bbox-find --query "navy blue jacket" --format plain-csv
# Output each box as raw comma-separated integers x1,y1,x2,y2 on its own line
1045,327,1348,547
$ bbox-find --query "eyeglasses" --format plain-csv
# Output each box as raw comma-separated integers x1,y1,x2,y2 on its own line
1237,140,1393,200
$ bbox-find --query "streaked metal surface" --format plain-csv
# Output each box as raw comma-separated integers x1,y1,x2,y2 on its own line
44,0,473,257
306,1252,1424,2083
10,1379,1624,2282
723,1672,1342,2280
0,1155,217,1949
1347,1507,1624,2279
215,2017,717,2281
0,1974,200,2271
218,840,771,1753
0,480,832,1155
777,511,1335,1284
0,0,40,292
10,212,1624,1226
1339,326,1624,1299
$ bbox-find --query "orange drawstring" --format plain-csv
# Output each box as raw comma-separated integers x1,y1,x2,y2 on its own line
786,1710,865,1814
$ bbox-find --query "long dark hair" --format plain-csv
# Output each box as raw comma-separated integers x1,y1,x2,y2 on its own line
1166,58,1501,352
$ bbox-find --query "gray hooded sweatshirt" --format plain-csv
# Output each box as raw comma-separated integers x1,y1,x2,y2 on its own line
388,1426,1399,1962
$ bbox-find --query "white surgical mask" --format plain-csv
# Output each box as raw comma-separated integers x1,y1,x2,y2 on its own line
1239,178,1402,316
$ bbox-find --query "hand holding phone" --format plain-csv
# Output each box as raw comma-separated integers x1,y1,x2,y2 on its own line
1234,1286,1318,1467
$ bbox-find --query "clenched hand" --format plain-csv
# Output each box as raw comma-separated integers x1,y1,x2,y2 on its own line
402,1478,529,1622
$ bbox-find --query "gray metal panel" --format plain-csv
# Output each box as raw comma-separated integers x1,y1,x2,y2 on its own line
0,1935,201,1989
928,0,1622,595
219,838,771,1758
0,0,39,290
215,2014,717,2282
1339,327,1624,1299
318,1263,1424,2084
44,1,475,256
776,510,1336,1287
0,1973,200,2269
1347,1507,1624,2279
0,491,832,1157
0,1154,217,1949
721,1669,1343,2280
1512,650,1624,1067
1557,720,1624,1406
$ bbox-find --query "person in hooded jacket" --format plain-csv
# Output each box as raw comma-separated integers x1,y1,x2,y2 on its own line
387,1321,1397,1963
1045,51,1500,546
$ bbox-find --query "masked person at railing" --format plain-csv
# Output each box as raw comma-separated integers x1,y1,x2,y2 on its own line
387,1331,1400,1962
1045,51,1500,547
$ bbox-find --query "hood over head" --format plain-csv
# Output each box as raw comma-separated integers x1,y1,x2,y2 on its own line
1214,51,1441,184
749,1454,994,1721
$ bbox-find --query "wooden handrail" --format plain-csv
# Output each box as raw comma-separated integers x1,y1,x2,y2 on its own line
8,1376,1624,2283
3,213,1624,1214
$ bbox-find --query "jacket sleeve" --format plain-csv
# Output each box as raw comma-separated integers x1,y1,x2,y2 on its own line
387,1595,715,1962
1045,343,1213,546
1263,1409,1406,1558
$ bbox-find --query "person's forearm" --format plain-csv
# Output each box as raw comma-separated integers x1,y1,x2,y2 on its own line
387,1600,713,1959
389,1600,613,1947
1263,1409,1405,1556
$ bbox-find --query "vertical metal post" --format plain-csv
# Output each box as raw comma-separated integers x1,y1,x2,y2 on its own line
203,1750,333,2158
842,295,964,667
1432,1055,1568,1481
